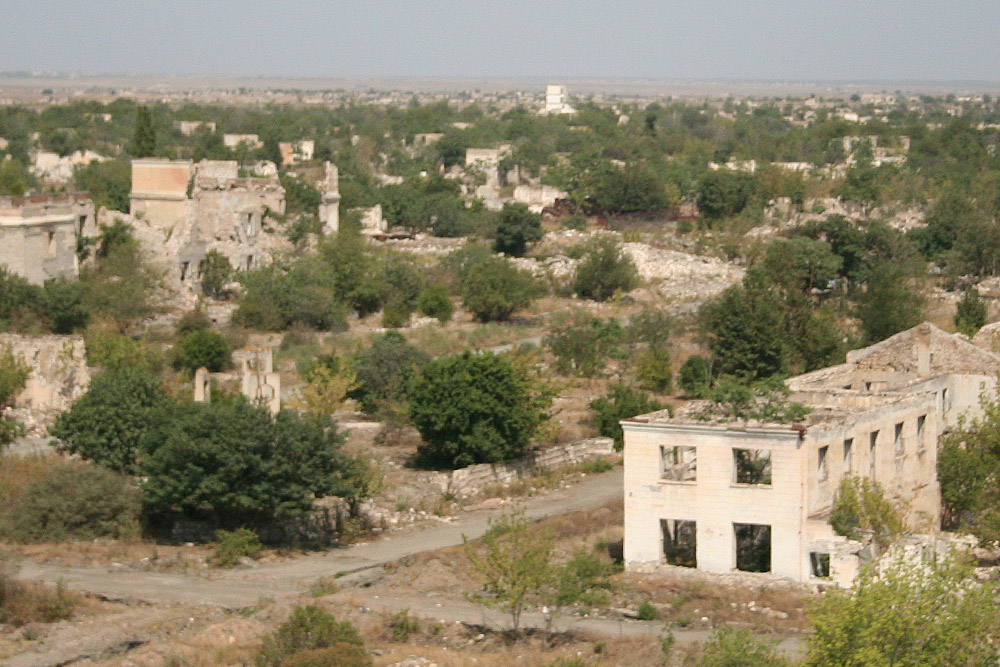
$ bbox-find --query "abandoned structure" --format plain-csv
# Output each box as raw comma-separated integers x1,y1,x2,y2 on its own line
278,140,314,166
233,345,280,415
541,84,577,115
0,333,90,434
318,161,341,235
0,193,96,284
127,158,285,291
622,323,999,585
174,120,216,136
223,133,262,150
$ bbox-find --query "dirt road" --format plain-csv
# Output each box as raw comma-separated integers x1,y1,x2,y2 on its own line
14,469,625,608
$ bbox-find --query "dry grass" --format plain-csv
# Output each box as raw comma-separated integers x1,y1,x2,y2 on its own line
0,454,64,507
0,575,78,626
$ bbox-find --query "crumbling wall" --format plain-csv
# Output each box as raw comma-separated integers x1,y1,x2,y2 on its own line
0,334,89,434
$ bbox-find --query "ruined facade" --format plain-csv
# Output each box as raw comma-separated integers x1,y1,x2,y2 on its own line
622,323,998,585
0,193,96,284
541,84,577,115
127,159,285,293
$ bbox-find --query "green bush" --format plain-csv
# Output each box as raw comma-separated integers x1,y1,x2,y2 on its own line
572,236,638,302
636,347,673,393
955,286,987,336
0,461,140,542
637,600,659,620
199,250,233,299
696,628,788,666
83,322,162,371
460,256,541,322
830,476,904,549
257,604,367,667
493,203,542,257
351,332,429,415
213,528,263,567
416,285,453,323
380,300,411,329
679,355,712,398
174,328,230,373
544,310,626,377
389,608,420,642
409,351,545,468
590,384,663,450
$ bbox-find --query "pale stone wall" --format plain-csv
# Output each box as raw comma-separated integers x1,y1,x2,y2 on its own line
318,162,341,235
223,134,262,149
623,423,806,579
0,193,95,284
0,334,89,434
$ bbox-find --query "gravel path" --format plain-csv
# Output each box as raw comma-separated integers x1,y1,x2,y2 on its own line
14,469,625,609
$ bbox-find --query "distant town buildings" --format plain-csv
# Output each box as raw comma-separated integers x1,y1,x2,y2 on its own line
0,193,96,284
541,84,577,115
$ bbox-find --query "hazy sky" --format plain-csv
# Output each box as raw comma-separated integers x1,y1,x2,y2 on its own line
2,1,998,82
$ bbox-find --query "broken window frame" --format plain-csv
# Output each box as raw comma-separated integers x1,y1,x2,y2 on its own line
659,445,697,482
661,518,697,568
732,448,772,485
734,522,771,573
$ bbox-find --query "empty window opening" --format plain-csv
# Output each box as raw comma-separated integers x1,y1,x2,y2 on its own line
917,415,927,454
660,446,696,482
942,388,949,414
661,519,696,567
180,261,189,282
810,551,831,578
818,446,829,482
844,438,854,473
78,215,87,235
864,381,872,391
45,230,56,258
894,422,904,456
733,449,772,485
869,431,879,479
734,523,771,573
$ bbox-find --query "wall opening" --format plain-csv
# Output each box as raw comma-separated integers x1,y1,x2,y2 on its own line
818,445,829,482
917,415,926,455
45,230,56,258
660,445,696,482
78,214,87,235
810,551,830,578
869,430,879,479
661,519,696,567
843,438,853,474
733,448,771,485
734,523,771,572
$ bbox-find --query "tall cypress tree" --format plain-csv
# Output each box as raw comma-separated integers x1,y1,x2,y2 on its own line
132,105,156,157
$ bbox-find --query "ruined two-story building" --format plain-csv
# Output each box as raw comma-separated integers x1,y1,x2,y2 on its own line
622,323,999,585
0,193,97,284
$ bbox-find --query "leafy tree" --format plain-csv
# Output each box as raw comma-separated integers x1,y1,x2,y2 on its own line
696,169,757,220
590,384,663,449
679,355,712,398
199,250,233,299
41,279,90,334
141,403,356,524
493,203,542,257
235,256,344,331
806,557,999,666
351,332,428,415
174,328,230,373
854,262,924,344
416,284,453,323
464,508,555,632
460,256,540,322
257,605,368,667
81,223,167,329
544,310,626,377
829,476,904,549
409,352,544,468
51,367,169,474
696,628,790,667
572,236,639,301
74,159,131,212
0,268,42,329
753,237,842,294
695,375,810,424
703,278,787,380
293,359,356,418
280,172,322,215
132,105,156,157
954,286,987,336
636,347,673,393
0,159,29,196
938,384,1000,541
588,164,669,214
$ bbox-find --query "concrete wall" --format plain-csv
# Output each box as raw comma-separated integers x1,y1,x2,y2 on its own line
623,422,806,580
0,334,90,434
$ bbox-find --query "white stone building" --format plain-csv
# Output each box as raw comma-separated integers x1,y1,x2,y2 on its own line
623,323,999,585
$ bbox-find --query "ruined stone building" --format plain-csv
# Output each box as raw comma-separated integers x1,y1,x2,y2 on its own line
0,193,96,284
318,161,341,235
223,133,262,150
622,323,999,585
541,84,577,115
127,158,285,292
173,120,216,136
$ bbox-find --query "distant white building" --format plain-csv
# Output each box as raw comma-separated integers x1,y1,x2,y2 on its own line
541,84,577,115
